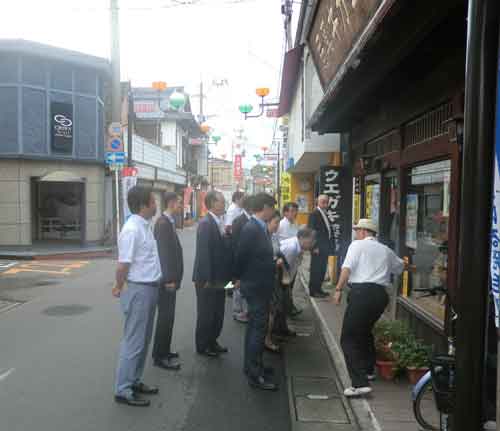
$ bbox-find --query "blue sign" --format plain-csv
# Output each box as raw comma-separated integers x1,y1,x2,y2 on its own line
490,49,500,328
106,151,125,165
110,138,122,150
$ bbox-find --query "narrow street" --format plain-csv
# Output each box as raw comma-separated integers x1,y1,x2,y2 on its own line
0,227,290,431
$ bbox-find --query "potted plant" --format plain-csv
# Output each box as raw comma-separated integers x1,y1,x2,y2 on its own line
393,338,431,385
373,320,409,380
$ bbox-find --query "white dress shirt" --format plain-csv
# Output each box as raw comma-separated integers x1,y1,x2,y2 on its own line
118,214,162,283
342,237,404,287
277,217,299,241
280,236,302,279
209,211,225,235
224,202,243,226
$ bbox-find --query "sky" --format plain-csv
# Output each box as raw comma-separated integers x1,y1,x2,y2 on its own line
0,0,296,168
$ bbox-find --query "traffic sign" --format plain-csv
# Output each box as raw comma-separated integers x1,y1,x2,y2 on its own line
108,122,122,137
106,151,126,166
106,137,124,152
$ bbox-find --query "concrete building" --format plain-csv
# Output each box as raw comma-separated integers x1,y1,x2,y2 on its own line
0,40,110,246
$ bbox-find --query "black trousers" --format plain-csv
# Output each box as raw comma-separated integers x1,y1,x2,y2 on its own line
152,287,177,360
195,286,226,352
309,251,328,295
340,283,389,388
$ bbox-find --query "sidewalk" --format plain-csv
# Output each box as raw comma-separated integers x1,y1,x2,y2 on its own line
0,243,114,260
284,253,418,431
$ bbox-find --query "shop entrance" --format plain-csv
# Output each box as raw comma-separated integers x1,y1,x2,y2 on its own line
32,174,85,243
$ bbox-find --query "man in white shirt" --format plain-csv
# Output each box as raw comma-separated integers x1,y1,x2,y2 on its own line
224,191,245,230
332,219,404,398
277,202,302,317
277,202,299,241
112,186,162,407
280,227,315,281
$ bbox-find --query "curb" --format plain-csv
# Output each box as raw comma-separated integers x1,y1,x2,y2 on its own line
0,249,115,261
309,297,382,431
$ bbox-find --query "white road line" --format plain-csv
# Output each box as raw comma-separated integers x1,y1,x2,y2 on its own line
0,368,15,381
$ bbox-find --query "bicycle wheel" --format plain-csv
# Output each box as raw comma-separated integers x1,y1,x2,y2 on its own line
413,379,440,431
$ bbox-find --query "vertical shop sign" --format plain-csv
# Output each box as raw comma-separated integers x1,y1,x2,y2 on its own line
489,48,500,327
353,177,361,224
365,184,373,219
51,102,73,155
406,194,418,249
281,172,291,204
233,154,243,180
320,166,349,255
121,167,138,222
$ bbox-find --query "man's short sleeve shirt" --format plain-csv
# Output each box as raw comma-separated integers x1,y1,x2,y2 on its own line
118,214,161,283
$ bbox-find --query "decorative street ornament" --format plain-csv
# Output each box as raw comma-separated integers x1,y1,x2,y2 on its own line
256,87,270,98
238,104,253,115
200,123,211,134
169,91,186,110
212,135,221,143
152,81,167,91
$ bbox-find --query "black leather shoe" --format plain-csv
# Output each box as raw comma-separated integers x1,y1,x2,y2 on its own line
213,342,228,354
197,348,219,357
114,394,151,407
154,358,181,371
248,375,278,391
167,351,179,359
311,291,329,299
131,382,159,395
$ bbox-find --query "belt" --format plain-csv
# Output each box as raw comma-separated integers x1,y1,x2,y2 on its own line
350,282,385,290
127,280,160,287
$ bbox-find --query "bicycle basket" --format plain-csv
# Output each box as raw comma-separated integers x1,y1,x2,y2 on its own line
430,354,455,414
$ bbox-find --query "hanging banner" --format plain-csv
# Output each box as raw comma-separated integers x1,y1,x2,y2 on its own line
233,154,243,180
489,49,500,327
319,166,350,256
406,194,418,250
121,167,138,222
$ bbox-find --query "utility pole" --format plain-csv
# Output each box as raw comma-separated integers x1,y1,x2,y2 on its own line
282,0,293,50
110,0,121,242
110,0,121,123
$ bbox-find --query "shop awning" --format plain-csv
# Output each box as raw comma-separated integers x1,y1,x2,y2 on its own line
38,171,84,183
278,45,304,117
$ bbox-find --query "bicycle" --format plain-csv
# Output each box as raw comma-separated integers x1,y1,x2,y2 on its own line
412,285,456,431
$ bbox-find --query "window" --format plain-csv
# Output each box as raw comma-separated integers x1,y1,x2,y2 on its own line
403,160,451,322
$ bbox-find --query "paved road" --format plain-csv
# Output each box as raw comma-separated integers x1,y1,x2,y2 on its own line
0,227,290,431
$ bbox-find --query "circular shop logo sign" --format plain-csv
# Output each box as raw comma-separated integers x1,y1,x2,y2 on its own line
54,114,73,128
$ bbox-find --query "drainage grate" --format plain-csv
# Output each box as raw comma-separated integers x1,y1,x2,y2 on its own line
292,377,350,424
0,299,23,314
42,304,92,317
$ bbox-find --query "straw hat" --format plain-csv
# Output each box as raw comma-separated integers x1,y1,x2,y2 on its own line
353,218,378,234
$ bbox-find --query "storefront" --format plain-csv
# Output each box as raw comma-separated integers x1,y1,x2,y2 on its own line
0,40,110,246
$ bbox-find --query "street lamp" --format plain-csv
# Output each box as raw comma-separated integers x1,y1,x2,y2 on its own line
169,91,186,111
238,87,277,120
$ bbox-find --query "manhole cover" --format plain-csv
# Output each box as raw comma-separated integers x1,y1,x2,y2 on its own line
0,299,22,314
42,304,91,316
35,281,58,287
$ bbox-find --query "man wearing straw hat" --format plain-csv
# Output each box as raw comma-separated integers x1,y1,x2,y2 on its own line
332,218,404,398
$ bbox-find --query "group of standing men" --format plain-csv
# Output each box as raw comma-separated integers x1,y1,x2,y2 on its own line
110,183,399,407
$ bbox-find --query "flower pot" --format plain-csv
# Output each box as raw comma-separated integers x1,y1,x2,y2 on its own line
376,360,396,380
406,367,429,385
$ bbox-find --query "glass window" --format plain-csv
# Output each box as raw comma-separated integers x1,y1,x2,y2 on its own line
404,160,451,322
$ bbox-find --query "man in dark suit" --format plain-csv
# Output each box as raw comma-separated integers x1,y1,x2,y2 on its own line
308,194,334,298
192,191,233,357
231,195,253,323
235,193,278,391
152,192,183,370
